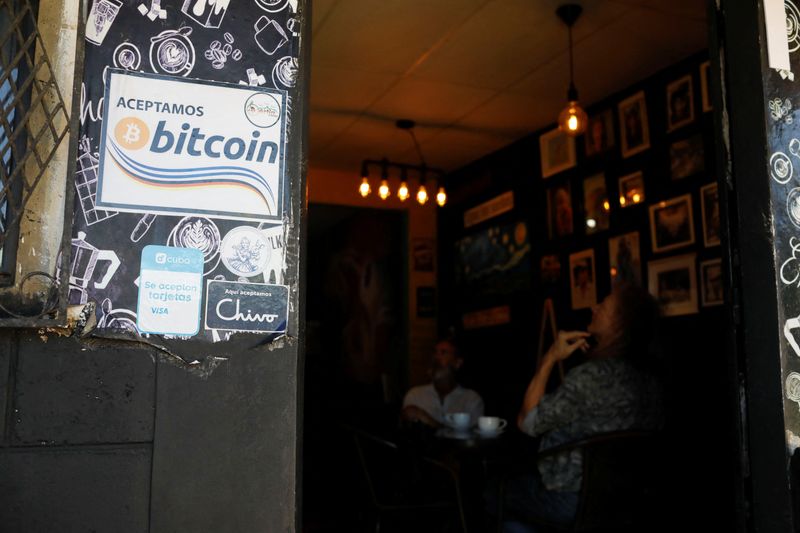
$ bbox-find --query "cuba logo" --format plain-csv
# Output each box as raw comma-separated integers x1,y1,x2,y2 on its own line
244,93,280,128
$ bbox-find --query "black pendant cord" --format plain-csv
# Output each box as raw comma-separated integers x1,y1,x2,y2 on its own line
406,128,427,168
567,23,578,101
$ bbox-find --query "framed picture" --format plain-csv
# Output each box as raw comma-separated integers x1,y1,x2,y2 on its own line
618,91,650,158
540,254,561,285
700,61,712,112
649,194,695,253
618,171,645,208
700,259,723,307
609,231,641,287
583,173,609,234
416,287,436,318
547,182,573,238
670,134,705,180
666,74,695,132
585,109,615,157
648,253,698,316
540,127,577,178
569,248,597,310
700,182,721,247
412,238,435,272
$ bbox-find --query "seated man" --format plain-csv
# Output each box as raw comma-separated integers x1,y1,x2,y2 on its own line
401,338,484,428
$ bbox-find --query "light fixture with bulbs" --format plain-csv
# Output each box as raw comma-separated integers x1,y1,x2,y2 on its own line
398,168,410,202
556,4,587,136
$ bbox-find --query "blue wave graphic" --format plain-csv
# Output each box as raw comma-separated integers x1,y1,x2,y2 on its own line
107,139,275,214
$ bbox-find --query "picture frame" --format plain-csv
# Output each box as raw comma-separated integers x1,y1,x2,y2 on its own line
700,258,723,307
540,127,577,178
569,248,597,310
649,194,695,253
609,231,641,287
585,109,616,157
547,181,574,238
670,134,705,180
540,254,561,285
700,182,721,247
618,91,650,158
666,74,695,132
583,173,609,234
700,60,712,112
648,253,698,316
618,171,645,208
412,238,435,272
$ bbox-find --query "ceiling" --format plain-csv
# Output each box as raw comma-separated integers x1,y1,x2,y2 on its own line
308,0,708,174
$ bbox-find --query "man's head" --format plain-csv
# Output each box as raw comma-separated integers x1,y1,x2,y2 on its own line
431,338,463,394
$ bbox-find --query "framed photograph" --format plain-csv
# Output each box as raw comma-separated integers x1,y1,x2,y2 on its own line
585,109,616,157
547,182,573,238
700,61,712,112
583,173,609,234
666,74,695,132
618,171,645,208
416,287,436,318
569,248,597,310
540,254,561,285
649,194,695,253
700,259,723,306
412,238,435,272
700,182,720,247
618,91,650,158
648,253,698,316
609,231,641,287
540,127,577,178
670,134,705,180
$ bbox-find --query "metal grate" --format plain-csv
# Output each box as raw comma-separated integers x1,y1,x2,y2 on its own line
0,0,70,250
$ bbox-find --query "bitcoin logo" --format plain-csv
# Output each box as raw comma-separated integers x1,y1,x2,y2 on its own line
113,117,150,150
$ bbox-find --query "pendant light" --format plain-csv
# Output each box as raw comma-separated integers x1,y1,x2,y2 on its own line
358,161,371,197
378,159,390,200
556,4,587,136
398,167,410,201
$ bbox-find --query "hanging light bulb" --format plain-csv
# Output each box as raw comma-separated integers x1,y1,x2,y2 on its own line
436,186,447,207
378,179,390,200
359,177,371,198
556,4,587,136
397,168,410,201
417,184,429,205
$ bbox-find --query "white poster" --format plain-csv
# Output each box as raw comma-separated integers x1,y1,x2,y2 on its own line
96,69,287,221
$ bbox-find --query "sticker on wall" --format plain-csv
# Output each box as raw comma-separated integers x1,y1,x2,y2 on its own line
95,70,287,221
149,27,196,77
182,0,231,28
86,0,123,46
204,280,288,333
272,56,298,89
787,372,800,411
137,245,204,336
221,225,270,277
167,216,222,275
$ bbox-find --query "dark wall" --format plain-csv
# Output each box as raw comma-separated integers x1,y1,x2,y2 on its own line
439,51,737,529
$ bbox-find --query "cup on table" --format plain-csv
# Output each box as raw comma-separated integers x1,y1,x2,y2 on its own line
445,412,471,431
478,416,507,435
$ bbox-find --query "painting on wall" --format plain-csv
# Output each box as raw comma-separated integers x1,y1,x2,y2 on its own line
569,248,597,310
413,238,435,271
670,134,705,180
700,258,723,307
540,127,577,178
454,221,531,297
666,74,695,132
700,182,721,247
618,171,645,208
585,109,616,157
649,194,695,253
700,61,712,112
618,90,650,158
547,181,574,238
609,231,641,287
540,254,561,285
583,173,610,234
648,253,698,316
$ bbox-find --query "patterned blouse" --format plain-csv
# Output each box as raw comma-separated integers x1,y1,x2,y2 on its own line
520,357,663,492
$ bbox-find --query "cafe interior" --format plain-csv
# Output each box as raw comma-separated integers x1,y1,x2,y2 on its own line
302,1,731,531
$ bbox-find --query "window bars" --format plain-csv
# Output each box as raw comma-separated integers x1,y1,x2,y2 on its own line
0,0,71,253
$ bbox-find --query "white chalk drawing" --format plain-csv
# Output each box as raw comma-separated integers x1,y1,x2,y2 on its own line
786,316,800,357
789,0,800,52
75,137,118,226
98,298,141,334
204,33,242,70
771,151,793,184
167,216,221,274
272,56,298,89
239,67,267,86
86,0,122,46
770,98,794,123
781,237,800,285
79,83,103,125
220,226,270,277
789,189,800,228
254,0,295,12
254,16,288,56
131,213,158,242
138,0,167,20
70,231,121,293
149,26,196,77
788,372,800,411
182,0,230,28
113,42,142,71
286,17,300,36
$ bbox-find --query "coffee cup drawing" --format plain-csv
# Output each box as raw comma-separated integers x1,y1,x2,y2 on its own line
445,412,471,431
254,16,289,56
478,416,507,434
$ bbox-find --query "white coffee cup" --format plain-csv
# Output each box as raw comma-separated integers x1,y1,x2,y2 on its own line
478,416,507,433
445,412,471,431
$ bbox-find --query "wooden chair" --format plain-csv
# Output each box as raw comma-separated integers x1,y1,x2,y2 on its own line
348,426,469,533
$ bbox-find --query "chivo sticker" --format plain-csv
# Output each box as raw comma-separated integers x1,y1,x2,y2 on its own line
137,245,204,336
96,70,287,222
204,280,288,333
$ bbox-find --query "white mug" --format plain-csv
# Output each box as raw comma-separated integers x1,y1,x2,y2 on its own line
478,416,507,433
445,412,471,430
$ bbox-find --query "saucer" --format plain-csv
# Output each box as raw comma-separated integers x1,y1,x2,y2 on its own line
476,428,504,438
438,427,474,440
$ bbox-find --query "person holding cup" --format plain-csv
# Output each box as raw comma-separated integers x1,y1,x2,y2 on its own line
401,337,484,429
